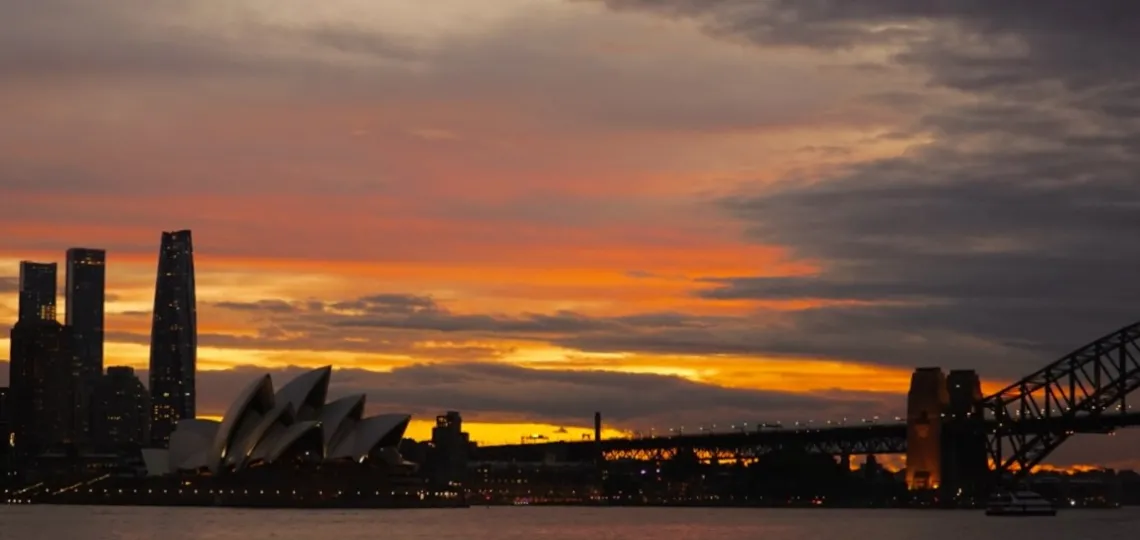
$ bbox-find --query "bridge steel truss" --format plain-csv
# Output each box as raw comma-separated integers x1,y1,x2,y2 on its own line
981,321,1140,478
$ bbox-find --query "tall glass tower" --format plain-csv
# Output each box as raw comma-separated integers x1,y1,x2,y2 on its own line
66,248,106,442
148,230,197,447
66,248,106,377
18,261,57,322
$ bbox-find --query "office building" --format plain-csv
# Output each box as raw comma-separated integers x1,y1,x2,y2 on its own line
0,385,8,485
148,230,197,447
430,411,470,486
65,248,106,444
18,261,57,322
92,367,151,448
8,320,78,459
1,385,9,446
66,249,106,381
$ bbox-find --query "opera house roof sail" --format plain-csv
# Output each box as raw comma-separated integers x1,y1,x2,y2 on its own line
141,367,412,476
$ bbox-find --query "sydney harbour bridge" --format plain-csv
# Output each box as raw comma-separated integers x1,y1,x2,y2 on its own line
475,320,1140,493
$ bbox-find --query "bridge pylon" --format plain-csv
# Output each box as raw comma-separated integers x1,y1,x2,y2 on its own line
941,370,988,498
905,367,948,491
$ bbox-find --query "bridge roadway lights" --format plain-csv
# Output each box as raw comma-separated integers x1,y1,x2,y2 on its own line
474,415,1140,466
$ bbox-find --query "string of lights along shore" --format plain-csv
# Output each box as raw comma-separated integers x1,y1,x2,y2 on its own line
4,230,196,462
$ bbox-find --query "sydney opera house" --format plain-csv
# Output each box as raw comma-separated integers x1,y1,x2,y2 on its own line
142,366,414,476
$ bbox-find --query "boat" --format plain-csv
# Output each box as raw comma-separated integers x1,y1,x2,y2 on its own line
985,490,1056,516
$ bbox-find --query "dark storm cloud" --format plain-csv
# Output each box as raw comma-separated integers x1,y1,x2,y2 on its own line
597,0,1140,375
208,294,1054,377
600,0,1140,119
213,295,709,337
103,327,511,363
206,295,752,363
189,362,888,429
556,306,1051,377
327,294,439,315
598,1,1140,54
213,299,297,314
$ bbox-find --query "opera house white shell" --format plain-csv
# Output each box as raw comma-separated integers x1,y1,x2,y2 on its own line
142,367,412,476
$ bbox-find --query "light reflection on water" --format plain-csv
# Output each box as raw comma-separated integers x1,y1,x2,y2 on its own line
2,506,1138,540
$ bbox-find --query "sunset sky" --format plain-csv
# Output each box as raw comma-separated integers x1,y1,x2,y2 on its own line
2,1,1139,465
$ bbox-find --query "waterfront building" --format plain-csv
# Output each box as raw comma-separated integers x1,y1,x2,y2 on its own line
92,367,151,448
0,386,8,435
0,386,9,485
430,411,470,486
8,320,79,459
148,230,197,447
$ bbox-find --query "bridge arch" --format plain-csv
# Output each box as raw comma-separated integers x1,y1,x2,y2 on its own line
982,320,1140,479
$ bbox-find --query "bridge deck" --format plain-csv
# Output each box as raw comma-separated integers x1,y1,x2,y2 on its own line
473,413,1140,462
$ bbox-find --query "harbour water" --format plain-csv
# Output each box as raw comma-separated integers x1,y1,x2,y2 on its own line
2,506,1138,540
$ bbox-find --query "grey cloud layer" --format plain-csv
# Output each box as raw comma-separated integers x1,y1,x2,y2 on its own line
196,294,1061,378
0,0,862,134
597,0,1140,375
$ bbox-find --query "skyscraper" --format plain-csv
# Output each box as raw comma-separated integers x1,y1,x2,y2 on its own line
148,230,197,447
0,385,9,483
66,248,106,383
0,385,9,446
8,320,78,459
0,386,9,425
18,262,57,322
92,367,151,448
66,248,106,444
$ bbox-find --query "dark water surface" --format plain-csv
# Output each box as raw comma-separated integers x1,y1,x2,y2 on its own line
2,506,1138,540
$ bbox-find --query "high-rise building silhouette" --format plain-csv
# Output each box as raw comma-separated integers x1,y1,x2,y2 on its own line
18,261,57,322
0,386,9,427
0,385,8,483
92,367,151,449
0,385,9,443
66,249,105,380
66,248,106,444
148,230,197,447
8,320,78,459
